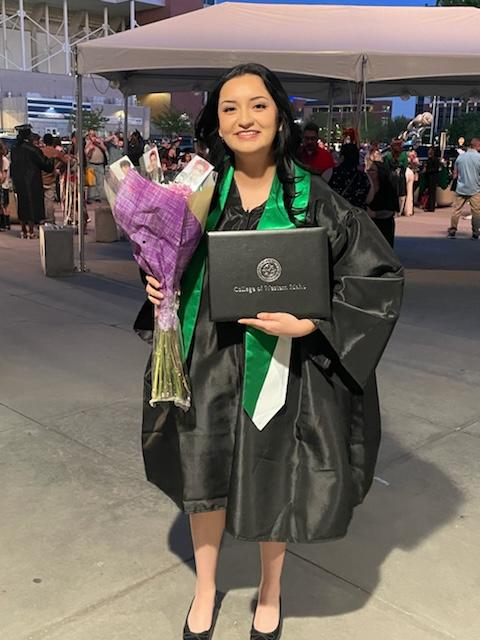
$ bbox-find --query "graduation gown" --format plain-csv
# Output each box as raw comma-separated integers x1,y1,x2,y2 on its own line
136,175,404,543
10,141,54,224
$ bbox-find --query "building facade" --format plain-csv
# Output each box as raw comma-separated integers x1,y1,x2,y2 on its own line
415,96,480,135
301,99,393,139
303,99,392,127
0,0,204,137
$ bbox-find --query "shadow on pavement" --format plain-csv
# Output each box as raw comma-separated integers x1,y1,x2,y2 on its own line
165,431,463,619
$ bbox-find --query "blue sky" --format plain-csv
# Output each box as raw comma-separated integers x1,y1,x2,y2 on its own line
214,0,436,117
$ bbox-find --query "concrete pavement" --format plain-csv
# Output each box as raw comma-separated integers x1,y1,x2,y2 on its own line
0,205,479,640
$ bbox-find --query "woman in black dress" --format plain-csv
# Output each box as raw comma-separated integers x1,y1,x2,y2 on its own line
329,143,373,210
10,124,54,238
140,64,404,640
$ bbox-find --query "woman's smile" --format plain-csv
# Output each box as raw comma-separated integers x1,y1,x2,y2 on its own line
235,130,261,140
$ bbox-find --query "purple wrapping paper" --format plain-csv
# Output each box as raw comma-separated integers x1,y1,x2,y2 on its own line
113,169,203,292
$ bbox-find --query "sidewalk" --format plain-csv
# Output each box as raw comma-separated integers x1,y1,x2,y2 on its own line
1,206,479,640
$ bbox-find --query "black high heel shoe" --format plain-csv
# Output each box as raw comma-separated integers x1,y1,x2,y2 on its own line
250,597,283,640
183,592,222,640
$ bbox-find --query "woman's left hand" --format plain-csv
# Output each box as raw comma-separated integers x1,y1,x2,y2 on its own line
238,313,316,338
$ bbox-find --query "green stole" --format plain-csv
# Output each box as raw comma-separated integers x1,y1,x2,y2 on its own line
179,163,311,429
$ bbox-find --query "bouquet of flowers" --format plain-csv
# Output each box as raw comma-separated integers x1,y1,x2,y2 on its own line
110,158,215,409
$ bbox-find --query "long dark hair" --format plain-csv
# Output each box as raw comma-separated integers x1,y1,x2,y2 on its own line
340,143,360,170
16,128,33,145
195,63,304,221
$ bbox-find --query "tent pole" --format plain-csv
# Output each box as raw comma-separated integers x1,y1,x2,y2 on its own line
326,82,334,148
74,47,86,272
429,96,437,146
130,0,135,30
355,55,367,138
449,97,455,125
123,91,129,152
434,96,441,137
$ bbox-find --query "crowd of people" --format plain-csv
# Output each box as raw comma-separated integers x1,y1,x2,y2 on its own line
1,120,479,245
0,126,195,236
298,122,480,246
83,130,192,202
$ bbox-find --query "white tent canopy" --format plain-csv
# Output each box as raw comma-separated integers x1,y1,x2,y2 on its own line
73,3,480,271
77,2,480,99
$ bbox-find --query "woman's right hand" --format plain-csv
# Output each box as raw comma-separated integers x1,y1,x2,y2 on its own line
146,275,164,306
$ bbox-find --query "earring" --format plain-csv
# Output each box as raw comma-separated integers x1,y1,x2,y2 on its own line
278,125,283,132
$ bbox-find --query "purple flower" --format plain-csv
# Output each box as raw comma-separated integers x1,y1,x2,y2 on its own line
113,170,203,292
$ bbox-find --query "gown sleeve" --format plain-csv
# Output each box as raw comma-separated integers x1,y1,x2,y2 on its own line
32,147,55,173
310,206,404,391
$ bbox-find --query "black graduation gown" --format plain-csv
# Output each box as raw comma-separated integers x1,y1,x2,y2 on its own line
137,175,404,543
10,142,54,224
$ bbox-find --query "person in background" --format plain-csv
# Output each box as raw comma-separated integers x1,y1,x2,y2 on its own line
31,133,42,148
168,138,181,166
403,150,420,217
364,141,379,171
329,143,374,210
366,145,399,247
447,137,480,240
298,122,335,181
177,151,192,171
41,133,71,224
456,137,466,156
10,124,54,239
105,132,124,164
52,136,63,202
359,142,370,171
384,139,408,215
424,146,441,212
127,130,145,167
85,130,108,203
0,140,11,231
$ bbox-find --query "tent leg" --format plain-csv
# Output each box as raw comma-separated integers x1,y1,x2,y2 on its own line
354,84,362,132
326,82,334,147
123,92,129,153
74,50,86,272
429,96,437,146
355,55,367,142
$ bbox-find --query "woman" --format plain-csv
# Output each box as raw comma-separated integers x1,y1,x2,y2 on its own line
383,139,408,215
10,124,54,239
177,151,193,171
403,150,420,217
140,64,403,640
127,130,145,167
329,142,374,210
366,146,399,247
424,146,441,212
0,140,10,231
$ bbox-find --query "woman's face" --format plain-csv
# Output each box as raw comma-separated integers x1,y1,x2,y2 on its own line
218,74,279,160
